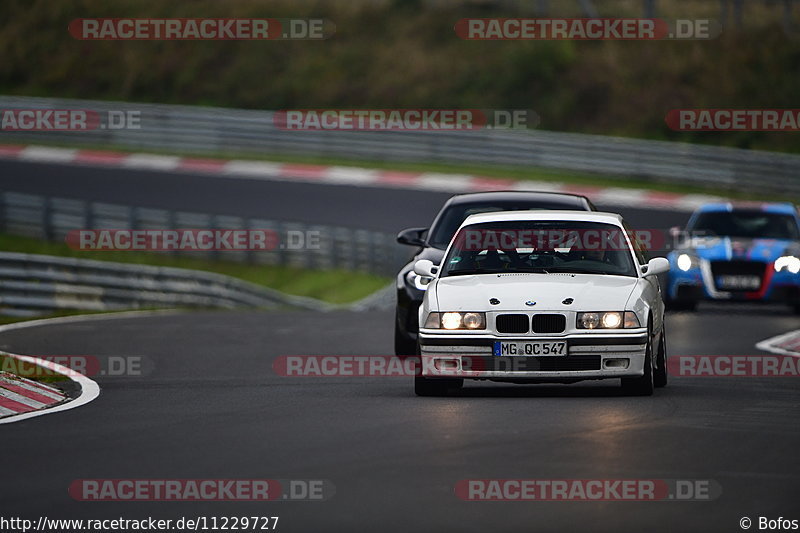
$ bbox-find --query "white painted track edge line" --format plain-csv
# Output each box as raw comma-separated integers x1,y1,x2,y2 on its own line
755,329,800,358
0,308,183,335
0,351,98,424
0,309,181,424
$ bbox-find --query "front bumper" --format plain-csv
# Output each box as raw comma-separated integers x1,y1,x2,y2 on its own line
668,266,800,303
418,331,648,381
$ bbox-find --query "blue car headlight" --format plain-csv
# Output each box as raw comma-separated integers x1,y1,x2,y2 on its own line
676,253,700,272
774,256,800,274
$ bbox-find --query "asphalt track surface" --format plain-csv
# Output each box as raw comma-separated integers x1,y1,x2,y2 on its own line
1,160,799,533
0,160,682,233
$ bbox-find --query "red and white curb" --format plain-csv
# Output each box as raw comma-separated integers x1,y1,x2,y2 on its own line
0,313,114,424
0,310,182,424
0,351,98,424
0,370,66,416
0,144,725,212
757,330,800,357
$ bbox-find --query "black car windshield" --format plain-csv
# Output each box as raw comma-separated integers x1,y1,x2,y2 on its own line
689,210,799,240
427,200,583,249
441,221,638,277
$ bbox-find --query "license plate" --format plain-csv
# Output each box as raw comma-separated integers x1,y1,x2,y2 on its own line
716,275,760,290
494,341,567,357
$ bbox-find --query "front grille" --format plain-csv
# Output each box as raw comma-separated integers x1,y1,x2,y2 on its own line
496,314,529,333
710,260,766,292
710,260,767,276
532,314,566,333
463,355,601,372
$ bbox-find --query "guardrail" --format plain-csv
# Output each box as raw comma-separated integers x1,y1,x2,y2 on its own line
1,96,799,195
0,190,406,315
0,191,409,278
0,251,332,317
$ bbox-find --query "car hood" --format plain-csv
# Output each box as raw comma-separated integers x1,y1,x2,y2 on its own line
433,273,639,312
685,237,799,262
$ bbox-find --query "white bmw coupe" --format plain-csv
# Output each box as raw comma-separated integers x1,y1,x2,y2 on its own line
413,210,670,396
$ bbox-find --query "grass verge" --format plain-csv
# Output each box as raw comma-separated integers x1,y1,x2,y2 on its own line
0,354,70,384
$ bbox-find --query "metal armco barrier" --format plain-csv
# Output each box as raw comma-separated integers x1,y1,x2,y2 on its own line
1,96,799,195
0,191,408,277
0,251,330,317
0,191,406,316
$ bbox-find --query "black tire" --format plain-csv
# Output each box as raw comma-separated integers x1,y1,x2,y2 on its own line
412,340,463,396
663,277,698,312
394,310,417,356
621,325,655,396
654,326,668,388
414,377,463,397
665,299,697,312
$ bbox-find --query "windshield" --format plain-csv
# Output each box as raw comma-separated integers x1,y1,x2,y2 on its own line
689,210,799,240
427,200,584,249
441,221,638,277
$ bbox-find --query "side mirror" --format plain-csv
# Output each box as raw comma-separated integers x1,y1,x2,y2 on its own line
414,259,439,278
397,227,428,247
642,257,670,277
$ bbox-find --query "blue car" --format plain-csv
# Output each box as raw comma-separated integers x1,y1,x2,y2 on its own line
664,202,800,313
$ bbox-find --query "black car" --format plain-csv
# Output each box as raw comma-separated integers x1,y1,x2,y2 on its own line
394,191,596,355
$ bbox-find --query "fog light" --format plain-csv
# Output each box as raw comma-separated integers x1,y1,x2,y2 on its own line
434,358,459,371
604,358,630,369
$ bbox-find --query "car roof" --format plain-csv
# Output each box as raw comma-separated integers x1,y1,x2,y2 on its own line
458,210,624,229
445,191,591,207
696,202,798,215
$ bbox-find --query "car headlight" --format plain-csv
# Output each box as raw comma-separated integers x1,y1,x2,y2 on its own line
775,255,800,274
424,312,486,330
577,311,640,329
677,253,698,272
406,270,431,291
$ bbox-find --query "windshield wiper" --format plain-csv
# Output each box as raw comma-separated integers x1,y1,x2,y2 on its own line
514,268,551,274
446,267,552,276
445,269,504,276
546,267,617,275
